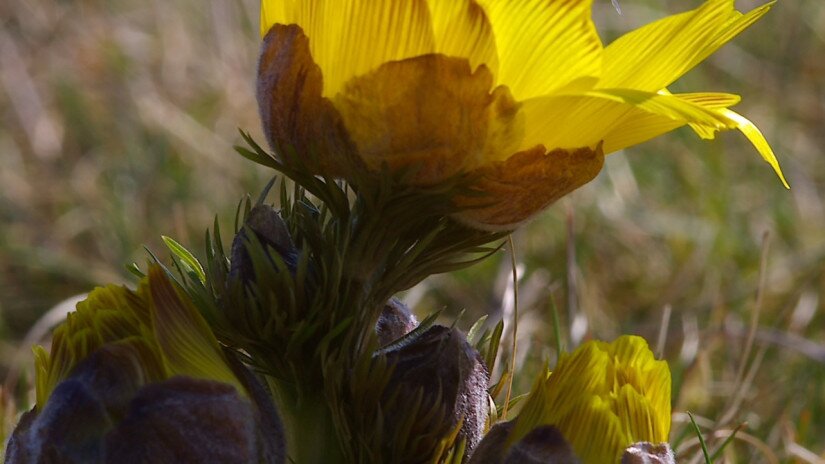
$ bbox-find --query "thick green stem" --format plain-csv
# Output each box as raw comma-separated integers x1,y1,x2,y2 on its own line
276,389,348,464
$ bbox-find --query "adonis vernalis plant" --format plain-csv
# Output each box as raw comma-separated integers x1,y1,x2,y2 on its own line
4,1,786,463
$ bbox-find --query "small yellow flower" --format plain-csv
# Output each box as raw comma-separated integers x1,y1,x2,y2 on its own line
17,266,287,463
508,335,671,464
258,0,787,229
35,266,244,408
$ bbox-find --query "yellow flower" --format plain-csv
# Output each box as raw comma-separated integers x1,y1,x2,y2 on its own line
17,266,287,463
257,0,787,230
507,335,671,464
34,266,244,408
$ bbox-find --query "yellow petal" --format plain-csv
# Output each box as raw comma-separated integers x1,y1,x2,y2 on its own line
607,337,672,443
478,0,602,99
559,396,627,464
652,90,788,188
34,345,51,408
717,108,789,188
147,266,245,395
601,92,742,153
507,336,671,464
601,111,685,154
599,0,774,91
262,0,436,98
614,386,658,447
589,89,738,129
519,89,737,152
508,343,610,446
259,0,288,37
34,284,153,408
428,0,499,76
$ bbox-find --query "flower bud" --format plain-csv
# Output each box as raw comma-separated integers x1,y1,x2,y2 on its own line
469,421,580,464
505,335,671,464
375,298,418,346
230,204,299,283
380,325,489,455
622,442,675,464
6,266,286,464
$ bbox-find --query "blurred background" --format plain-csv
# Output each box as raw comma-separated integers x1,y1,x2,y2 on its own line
1,0,823,461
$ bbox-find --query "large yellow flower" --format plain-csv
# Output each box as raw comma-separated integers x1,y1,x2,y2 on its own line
507,335,671,464
258,0,787,230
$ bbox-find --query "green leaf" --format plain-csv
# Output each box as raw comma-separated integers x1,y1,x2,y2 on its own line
234,143,279,170
485,320,505,375
125,262,145,278
549,294,564,355
162,235,206,283
467,315,488,346
688,411,712,464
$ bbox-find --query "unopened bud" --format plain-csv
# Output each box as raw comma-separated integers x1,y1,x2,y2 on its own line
622,442,675,464
375,298,417,346
230,205,298,283
469,421,580,464
381,325,489,454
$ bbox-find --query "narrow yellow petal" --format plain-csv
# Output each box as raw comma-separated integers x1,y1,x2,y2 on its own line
478,0,602,99
675,92,742,108
587,89,737,130
147,266,245,395
519,89,737,152
262,0,436,98
602,92,742,153
519,94,628,151
428,0,498,76
559,396,627,464
34,345,51,408
601,111,685,154
599,0,774,91
718,108,789,188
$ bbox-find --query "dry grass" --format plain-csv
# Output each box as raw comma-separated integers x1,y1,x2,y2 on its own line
1,0,824,461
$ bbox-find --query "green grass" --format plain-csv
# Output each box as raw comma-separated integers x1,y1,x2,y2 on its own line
2,0,824,461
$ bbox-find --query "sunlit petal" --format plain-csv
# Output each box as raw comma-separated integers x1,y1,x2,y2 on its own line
147,267,245,395
507,336,671,464
262,0,436,97
599,0,774,91
717,108,789,188
519,89,737,153
478,0,602,99
428,0,498,76
602,92,742,153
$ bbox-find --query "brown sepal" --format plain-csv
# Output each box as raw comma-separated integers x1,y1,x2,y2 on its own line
256,24,360,177
454,144,604,230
